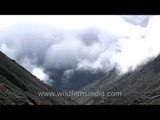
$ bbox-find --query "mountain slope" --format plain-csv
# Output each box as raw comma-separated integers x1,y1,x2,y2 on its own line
0,51,76,105
74,54,160,105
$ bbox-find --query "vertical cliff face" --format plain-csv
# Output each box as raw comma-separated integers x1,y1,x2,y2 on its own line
0,51,76,105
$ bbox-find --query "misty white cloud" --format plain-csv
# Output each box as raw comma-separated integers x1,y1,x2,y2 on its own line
1,15,160,90
121,15,150,27
145,16,160,57
44,37,83,70
112,16,160,73
0,43,16,59
32,67,52,84
112,37,149,73
61,69,74,84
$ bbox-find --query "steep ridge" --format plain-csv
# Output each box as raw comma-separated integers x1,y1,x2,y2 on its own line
74,54,160,105
0,51,76,105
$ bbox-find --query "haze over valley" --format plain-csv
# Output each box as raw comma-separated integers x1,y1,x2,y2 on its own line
1,15,160,105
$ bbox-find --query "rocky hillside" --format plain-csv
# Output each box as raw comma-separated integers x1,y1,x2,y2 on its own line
74,54,160,105
2,47,160,105
0,51,76,105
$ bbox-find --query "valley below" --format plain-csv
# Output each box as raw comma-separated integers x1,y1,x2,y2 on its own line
1,50,160,105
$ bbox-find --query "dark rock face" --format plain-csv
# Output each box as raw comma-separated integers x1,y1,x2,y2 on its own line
0,83,33,105
74,54,160,105
3,46,160,105
0,51,76,105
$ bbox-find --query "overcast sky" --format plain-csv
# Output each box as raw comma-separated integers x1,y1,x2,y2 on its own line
0,15,159,90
